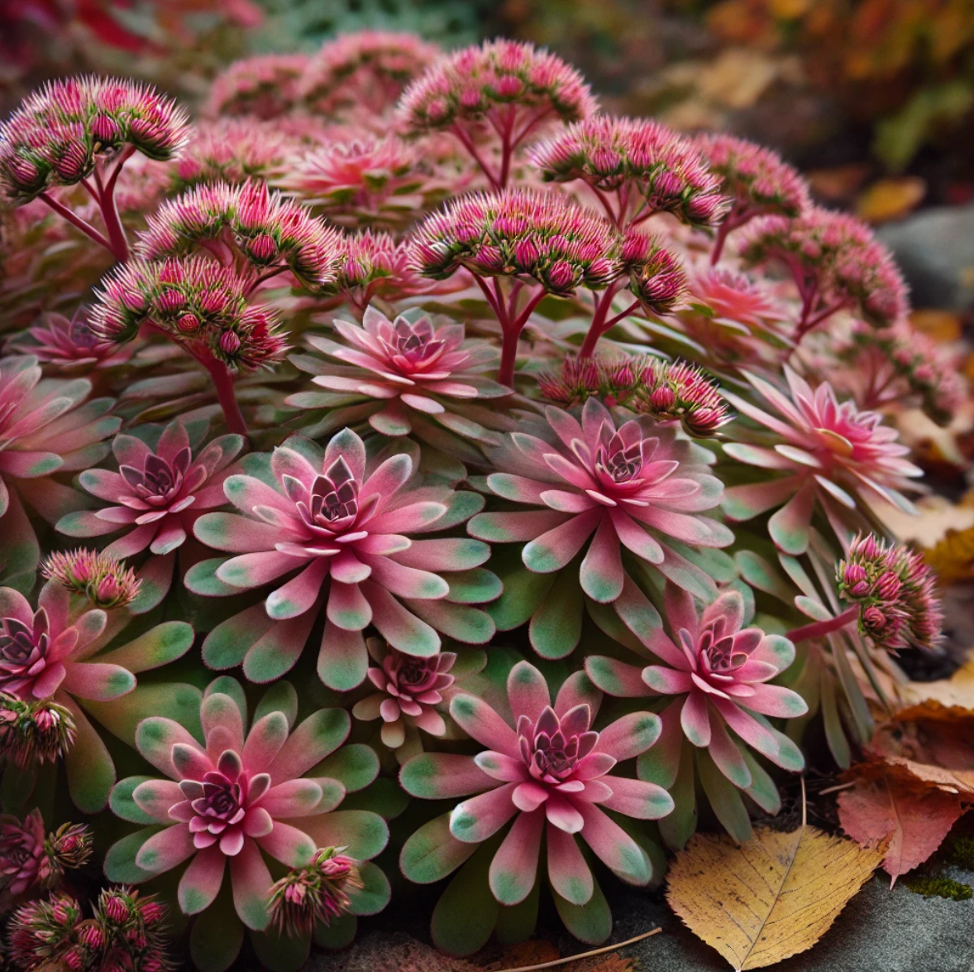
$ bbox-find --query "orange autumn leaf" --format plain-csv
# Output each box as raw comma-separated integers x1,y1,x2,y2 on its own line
837,761,967,882
855,177,926,223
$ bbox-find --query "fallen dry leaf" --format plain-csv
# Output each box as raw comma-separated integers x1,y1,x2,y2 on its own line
666,824,884,970
910,310,964,343
837,761,967,882
926,528,974,585
855,177,926,223
899,657,974,711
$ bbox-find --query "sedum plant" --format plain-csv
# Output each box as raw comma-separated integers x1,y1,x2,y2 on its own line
0,26,957,972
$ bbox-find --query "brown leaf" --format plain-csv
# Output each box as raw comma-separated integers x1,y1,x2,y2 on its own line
837,762,966,881
666,825,884,970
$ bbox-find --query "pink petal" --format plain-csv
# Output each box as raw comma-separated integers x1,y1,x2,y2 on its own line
229,837,273,930
507,660,550,721
449,694,519,759
451,783,519,843
178,845,226,914
547,822,593,904
489,808,543,904
135,823,196,874
680,691,712,747
545,794,584,834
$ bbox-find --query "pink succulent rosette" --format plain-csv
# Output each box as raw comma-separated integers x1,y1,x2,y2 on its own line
721,366,923,555
188,430,497,691
56,420,243,605
586,584,805,847
469,398,733,658
106,678,389,953
6,312,136,373
0,580,193,811
288,306,509,448
0,355,120,579
400,661,671,948
0,809,47,896
352,639,485,762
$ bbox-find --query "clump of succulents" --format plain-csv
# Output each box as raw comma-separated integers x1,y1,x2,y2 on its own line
0,26,957,972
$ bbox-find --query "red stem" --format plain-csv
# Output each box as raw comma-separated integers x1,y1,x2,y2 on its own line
451,124,500,190
579,282,635,357
38,192,114,252
194,348,248,436
787,605,859,644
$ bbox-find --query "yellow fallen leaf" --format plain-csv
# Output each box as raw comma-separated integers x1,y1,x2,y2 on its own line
926,526,974,585
666,823,884,970
856,177,926,223
910,309,963,342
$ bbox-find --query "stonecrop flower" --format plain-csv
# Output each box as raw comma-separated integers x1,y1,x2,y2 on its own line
281,136,447,229
469,399,733,657
57,420,244,565
829,318,965,426
0,580,194,810
172,119,295,191
352,639,465,760
0,355,119,574
722,367,923,555
398,39,598,189
531,116,727,229
586,586,805,798
42,548,142,609
301,31,442,120
7,887,171,972
206,53,310,119
694,133,810,262
836,534,943,652
137,180,344,295
188,431,496,690
0,694,76,768
89,256,288,372
400,661,672,942
288,306,507,441
742,207,909,335
109,679,386,938
0,810,91,897
0,76,190,203
6,311,135,372
268,847,362,938
537,353,730,438
408,187,619,384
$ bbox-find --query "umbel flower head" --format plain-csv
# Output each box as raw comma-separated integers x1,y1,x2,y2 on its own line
289,305,508,440
268,846,362,938
89,256,288,371
619,228,688,317
281,136,446,229
398,39,597,190
837,534,944,652
0,76,190,202
469,398,733,657
138,180,344,294
694,133,810,261
409,187,618,295
188,431,496,690
531,115,727,229
300,31,442,119
6,892,82,970
206,53,310,119
400,662,672,932
722,367,922,555
399,38,596,137
57,419,244,562
42,548,141,609
0,810,92,897
172,119,295,191
109,678,386,937
0,693,76,768
741,207,909,333
537,354,730,438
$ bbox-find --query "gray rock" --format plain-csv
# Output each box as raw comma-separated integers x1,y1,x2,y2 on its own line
877,205,974,311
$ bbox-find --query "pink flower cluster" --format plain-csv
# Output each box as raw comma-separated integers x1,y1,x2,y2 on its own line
837,534,943,652
89,256,288,371
41,548,141,609
206,53,311,119
742,207,909,333
537,353,729,437
138,181,344,294
532,116,727,229
0,76,189,201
